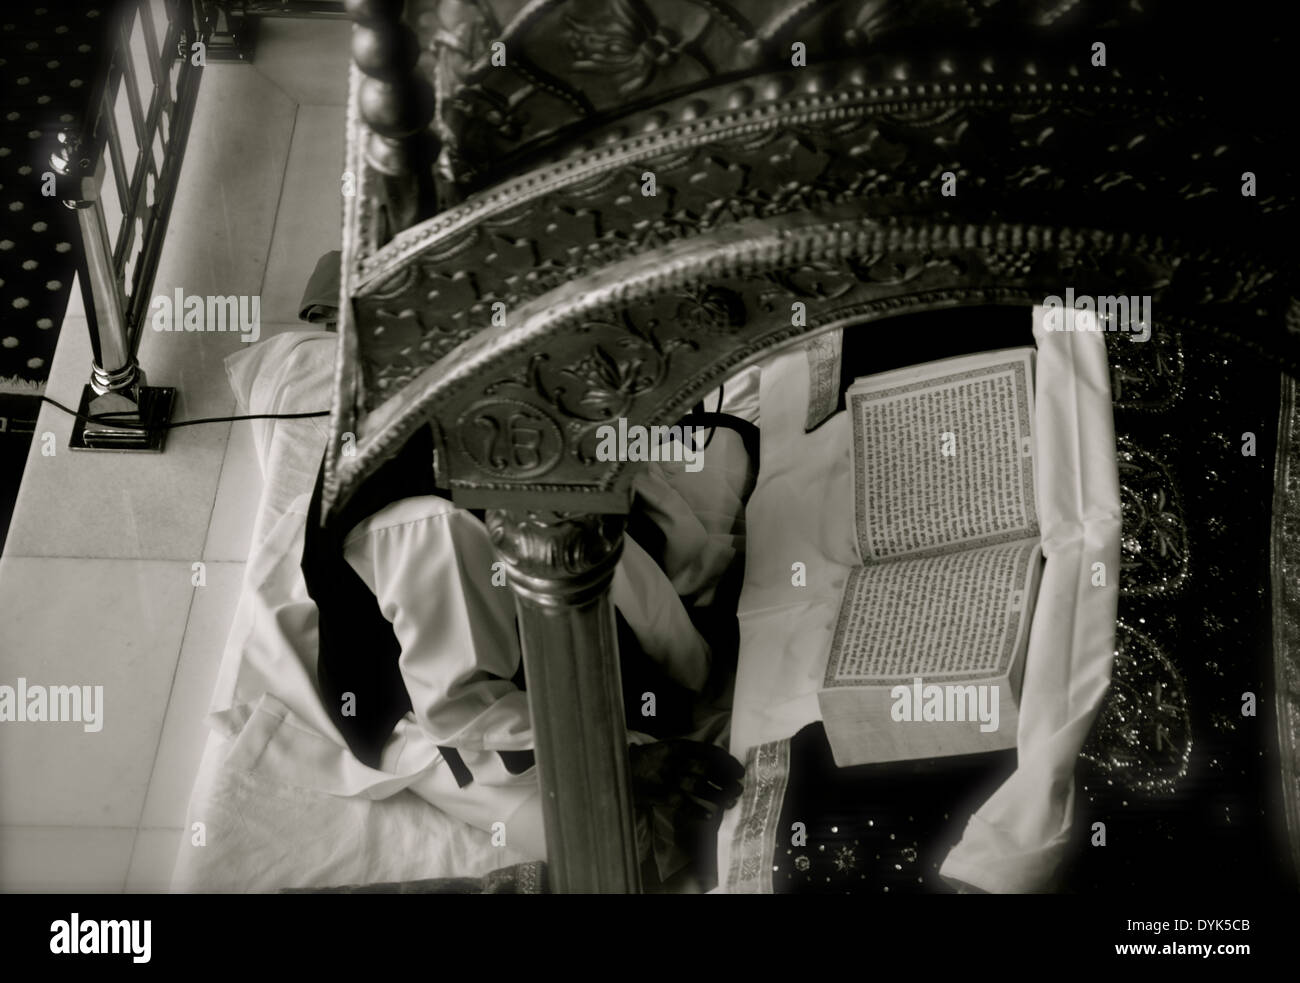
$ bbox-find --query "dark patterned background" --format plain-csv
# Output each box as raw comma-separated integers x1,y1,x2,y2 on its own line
0,4,106,387
1064,327,1291,892
0,4,107,551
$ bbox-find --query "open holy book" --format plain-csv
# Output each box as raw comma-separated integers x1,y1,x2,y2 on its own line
818,347,1044,766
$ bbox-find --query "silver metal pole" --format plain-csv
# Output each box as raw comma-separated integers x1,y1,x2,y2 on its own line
50,130,174,451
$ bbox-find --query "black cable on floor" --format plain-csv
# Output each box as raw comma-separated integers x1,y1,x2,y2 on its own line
39,394,330,431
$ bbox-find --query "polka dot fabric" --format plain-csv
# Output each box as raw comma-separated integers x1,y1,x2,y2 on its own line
0,6,104,385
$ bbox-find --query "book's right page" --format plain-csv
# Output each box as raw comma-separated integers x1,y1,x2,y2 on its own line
846,347,1039,564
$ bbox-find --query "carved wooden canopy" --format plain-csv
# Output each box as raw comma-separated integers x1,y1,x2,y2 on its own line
325,0,1298,520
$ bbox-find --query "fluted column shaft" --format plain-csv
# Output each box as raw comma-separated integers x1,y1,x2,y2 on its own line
486,509,642,894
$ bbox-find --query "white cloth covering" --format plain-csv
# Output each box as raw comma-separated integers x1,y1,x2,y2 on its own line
176,331,753,891
701,364,762,426
206,489,715,835
939,308,1120,892
716,311,1120,893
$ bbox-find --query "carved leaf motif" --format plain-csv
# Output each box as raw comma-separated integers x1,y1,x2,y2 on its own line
591,345,630,392
762,263,857,301
553,343,658,418
674,286,746,334
564,0,705,95
487,510,626,577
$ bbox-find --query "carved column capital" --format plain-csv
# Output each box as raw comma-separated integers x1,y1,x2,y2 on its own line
486,509,627,608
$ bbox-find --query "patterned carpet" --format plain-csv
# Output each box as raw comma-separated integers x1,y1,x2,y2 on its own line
0,4,108,550
0,4,106,389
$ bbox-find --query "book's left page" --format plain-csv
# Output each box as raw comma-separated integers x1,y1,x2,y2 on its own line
846,347,1039,563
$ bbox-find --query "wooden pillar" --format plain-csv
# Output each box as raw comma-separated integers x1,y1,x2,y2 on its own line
485,509,642,894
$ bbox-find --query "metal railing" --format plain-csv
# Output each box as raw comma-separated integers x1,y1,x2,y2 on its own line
50,0,208,450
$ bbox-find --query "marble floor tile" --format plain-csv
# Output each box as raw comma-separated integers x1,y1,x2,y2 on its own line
0,826,135,893
138,561,242,829
0,557,194,826
124,827,185,894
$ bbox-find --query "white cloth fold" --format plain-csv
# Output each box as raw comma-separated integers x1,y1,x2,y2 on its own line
182,336,761,890
208,489,716,830
938,307,1120,892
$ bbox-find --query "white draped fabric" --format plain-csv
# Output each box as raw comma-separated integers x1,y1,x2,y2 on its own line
176,331,753,890
716,312,1121,893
